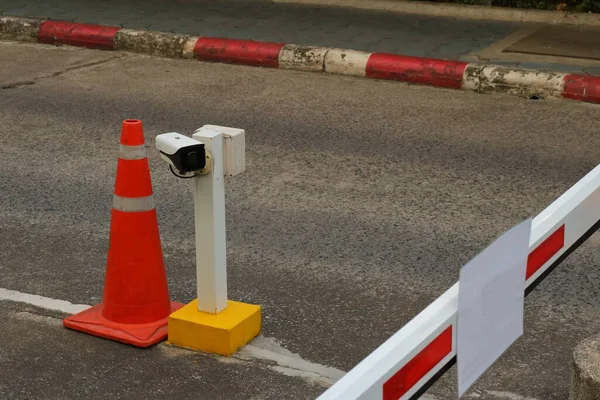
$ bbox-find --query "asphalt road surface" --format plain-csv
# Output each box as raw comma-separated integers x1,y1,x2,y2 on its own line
2,0,517,60
1,40,600,400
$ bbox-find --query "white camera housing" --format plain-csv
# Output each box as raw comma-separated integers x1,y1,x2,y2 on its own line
156,132,206,174
195,125,245,177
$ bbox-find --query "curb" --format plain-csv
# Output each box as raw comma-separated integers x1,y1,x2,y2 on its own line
274,0,600,26
570,333,600,400
1,17,599,105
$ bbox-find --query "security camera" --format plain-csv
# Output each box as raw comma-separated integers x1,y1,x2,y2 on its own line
156,132,207,176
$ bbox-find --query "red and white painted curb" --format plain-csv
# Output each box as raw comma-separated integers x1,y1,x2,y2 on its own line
317,162,600,399
1,17,599,104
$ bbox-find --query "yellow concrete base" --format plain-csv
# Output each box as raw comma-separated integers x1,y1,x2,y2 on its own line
167,300,261,356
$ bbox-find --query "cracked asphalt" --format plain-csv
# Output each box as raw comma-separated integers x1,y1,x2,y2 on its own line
1,40,600,399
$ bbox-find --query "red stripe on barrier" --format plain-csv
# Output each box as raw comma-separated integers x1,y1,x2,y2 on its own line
526,225,565,280
38,21,120,50
365,54,468,89
383,326,453,400
193,38,285,67
562,75,600,104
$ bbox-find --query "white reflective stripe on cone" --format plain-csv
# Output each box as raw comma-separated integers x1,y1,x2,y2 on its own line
118,144,147,160
112,195,155,212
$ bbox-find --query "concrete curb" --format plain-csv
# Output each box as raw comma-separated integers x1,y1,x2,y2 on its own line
571,333,600,400
273,0,600,26
1,17,599,105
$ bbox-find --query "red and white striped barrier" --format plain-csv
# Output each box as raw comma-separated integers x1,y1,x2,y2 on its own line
317,164,600,400
1,17,599,104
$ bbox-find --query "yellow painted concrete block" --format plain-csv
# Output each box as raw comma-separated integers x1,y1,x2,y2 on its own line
167,300,261,356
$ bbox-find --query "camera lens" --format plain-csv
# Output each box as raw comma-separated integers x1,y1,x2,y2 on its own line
186,151,199,167
174,144,206,172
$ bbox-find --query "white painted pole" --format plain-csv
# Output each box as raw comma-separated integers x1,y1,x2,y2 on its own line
191,129,228,314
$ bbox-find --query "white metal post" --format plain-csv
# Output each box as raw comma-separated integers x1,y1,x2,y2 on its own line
191,129,228,314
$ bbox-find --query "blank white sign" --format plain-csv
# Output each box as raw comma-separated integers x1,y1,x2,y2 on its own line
457,218,532,397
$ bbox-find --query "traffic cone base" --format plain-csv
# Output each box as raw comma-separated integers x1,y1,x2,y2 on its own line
64,302,184,348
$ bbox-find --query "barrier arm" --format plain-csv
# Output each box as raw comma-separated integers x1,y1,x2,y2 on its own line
317,164,600,400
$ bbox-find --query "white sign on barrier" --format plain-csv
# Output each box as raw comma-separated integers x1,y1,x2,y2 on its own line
457,218,531,397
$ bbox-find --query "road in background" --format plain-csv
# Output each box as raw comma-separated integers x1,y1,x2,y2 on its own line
0,0,515,59
4,0,599,75
1,40,600,399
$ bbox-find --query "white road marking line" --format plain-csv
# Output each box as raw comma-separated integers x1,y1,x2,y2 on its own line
11,311,62,327
0,288,439,399
238,336,346,386
238,338,439,398
467,390,540,400
0,288,91,314
485,391,540,400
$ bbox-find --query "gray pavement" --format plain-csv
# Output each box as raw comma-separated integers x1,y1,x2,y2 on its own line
0,0,516,61
1,40,600,399
1,0,599,75
0,302,325,399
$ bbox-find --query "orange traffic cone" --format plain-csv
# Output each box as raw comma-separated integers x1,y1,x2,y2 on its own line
64,119,183,347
